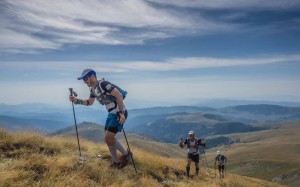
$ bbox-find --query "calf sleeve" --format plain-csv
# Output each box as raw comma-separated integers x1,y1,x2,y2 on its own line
186,166,190,177
115,140,128,155
108,145,119,163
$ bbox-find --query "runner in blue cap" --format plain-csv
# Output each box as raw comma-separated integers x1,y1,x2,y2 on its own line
69,69,131,169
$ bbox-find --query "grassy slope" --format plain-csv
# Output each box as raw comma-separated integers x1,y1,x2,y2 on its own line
203,123,300,187
127,139,186,158
52,122,185,158
0,130,284,187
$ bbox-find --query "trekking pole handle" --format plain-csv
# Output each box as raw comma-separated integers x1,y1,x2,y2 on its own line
69,88,73,96
179,137,184,148
69,88,78,97
180,137,183,144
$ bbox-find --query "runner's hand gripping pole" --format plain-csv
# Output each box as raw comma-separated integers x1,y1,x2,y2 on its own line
69,88,82,158
179,137,184,148
69,88,78,97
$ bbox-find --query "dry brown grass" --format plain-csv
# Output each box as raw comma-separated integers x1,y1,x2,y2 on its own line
0,130,286,187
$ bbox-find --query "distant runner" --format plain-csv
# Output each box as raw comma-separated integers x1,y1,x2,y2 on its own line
214,151,227,179
179,130,206,179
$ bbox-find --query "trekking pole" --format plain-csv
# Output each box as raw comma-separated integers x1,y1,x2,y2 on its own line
122,128,137,174
172,137,183,178
69,88,82,159
224,161,226,178
201,147,209,168
215,165,216,178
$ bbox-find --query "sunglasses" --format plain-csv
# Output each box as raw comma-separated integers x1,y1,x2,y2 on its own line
83,75,90,81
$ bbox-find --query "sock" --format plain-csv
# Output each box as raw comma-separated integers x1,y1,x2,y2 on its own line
196,167,199,175
108,145,119,163
115,140,128,156
186,166,190,177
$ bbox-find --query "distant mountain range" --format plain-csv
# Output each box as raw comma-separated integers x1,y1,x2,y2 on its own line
125,104,300,143
128,104,300,124
128,106,216,117
0,103,107,132
0,115,66,132
1,103,300,141
126,112,262,143
219,104,300,123
193,99,300,108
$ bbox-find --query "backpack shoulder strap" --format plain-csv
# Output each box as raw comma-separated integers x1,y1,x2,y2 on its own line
90,87,96,96
97,79,106,94
195,138,199,150
221,155,225,160
90,79,105,97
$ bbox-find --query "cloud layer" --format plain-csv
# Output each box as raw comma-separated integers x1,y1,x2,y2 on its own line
111,55,300,71
0,0,235,53
3,0,281,53
148,0,300,10
1,54,299,73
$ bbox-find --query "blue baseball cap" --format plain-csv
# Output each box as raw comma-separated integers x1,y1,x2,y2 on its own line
77,69,96,80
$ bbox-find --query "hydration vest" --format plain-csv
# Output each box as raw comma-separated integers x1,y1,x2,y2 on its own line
216,155,226,166
186,138,199,151
91,79,127,105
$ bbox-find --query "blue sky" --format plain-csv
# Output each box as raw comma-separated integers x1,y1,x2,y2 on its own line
0,0,300,108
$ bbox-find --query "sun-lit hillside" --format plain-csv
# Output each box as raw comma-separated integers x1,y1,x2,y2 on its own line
0,129,285,187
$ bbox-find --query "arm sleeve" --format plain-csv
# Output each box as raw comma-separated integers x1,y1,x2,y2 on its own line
100,81,116,93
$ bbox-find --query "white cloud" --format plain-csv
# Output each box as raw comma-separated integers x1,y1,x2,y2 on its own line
0,0,237,53
0,28,60,51
147,0,300,10
1,0,299,54
1,54,299,72
98,54,300,71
